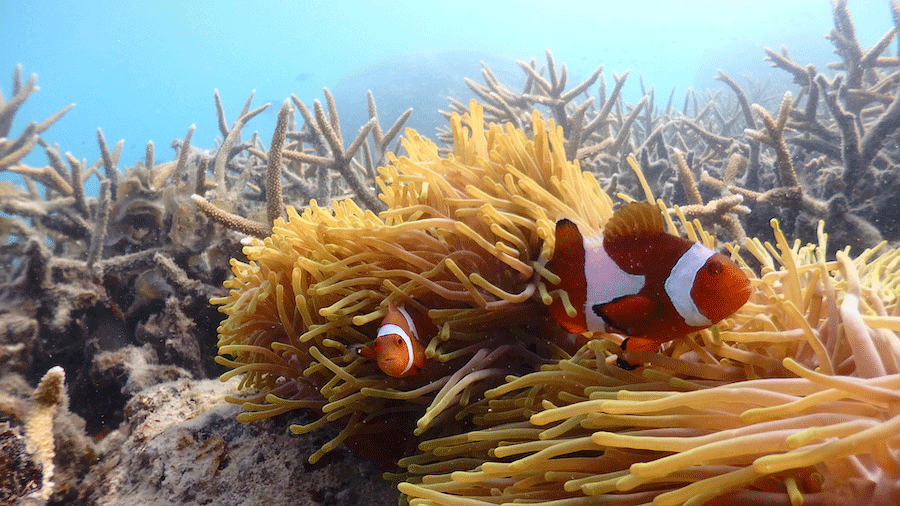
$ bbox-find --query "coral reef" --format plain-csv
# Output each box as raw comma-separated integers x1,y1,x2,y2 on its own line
447,0,900,253
211,4,900,505
3,1,900,504
0,66,408,503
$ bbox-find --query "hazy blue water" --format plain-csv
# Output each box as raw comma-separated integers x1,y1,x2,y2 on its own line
0,0,891,174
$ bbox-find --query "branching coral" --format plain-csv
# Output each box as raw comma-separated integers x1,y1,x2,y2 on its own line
0,67,246,446
448,50,637,169
0,65,73,173
195,88,412,237
449,3,900,251
214,100,615,463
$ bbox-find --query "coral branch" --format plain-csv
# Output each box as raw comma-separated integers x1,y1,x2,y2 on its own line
267,101,290,224
191,194,270,238
24,366,67,502
87,180,111,272
213,95,270,191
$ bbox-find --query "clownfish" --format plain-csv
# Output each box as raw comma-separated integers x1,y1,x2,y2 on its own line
358,303,436,378
545,202,751,366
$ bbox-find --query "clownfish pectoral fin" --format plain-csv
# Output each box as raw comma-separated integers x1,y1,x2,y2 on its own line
616,354,640,370
592,295,659,336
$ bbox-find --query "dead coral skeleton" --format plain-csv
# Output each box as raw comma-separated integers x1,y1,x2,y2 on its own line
194,88,411,237
722,0,900,246
0,65,73,174
0,67,241,444
453,3,900,248
446,50,635,166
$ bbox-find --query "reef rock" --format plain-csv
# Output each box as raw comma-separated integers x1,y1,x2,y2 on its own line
81,377,395,506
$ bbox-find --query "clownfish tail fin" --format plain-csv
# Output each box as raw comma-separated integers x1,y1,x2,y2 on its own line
616,356,640,370
616,337,640,370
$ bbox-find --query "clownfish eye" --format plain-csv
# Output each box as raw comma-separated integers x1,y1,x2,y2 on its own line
396,337,404,346
706,260,723,275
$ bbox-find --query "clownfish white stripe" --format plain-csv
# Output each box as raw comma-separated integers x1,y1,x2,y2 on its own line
397,305,418,341
377,323,416,375
665,242,715,327
583,236,645,332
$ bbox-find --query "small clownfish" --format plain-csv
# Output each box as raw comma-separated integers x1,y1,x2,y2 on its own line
545,202,751,367
358,303,436,378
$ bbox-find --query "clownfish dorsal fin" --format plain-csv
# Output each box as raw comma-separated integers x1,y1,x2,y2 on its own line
603,202,665,243
553,219,585,257
381,302,408,329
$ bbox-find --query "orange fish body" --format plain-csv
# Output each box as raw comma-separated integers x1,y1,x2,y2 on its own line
359,303,436,378
545,202,751,361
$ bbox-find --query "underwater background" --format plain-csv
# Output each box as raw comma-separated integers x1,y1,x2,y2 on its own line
1,0,890,171
4,1,900,505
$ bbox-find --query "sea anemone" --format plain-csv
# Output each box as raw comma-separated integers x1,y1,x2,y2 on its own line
398,214,900,504
213,100,614,463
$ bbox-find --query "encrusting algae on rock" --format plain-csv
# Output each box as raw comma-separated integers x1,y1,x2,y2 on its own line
213,99,900,504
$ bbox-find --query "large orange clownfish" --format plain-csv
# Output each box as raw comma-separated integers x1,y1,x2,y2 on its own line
545,202,751,366
358,303,436,378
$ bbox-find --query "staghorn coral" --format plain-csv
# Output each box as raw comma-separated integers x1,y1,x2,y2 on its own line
446,50,638,172
194,88,412,237
0,64,423,501
0,65,73,174
398,200,900,504
213,100,616,464
0,67,242,442
450,2,900,251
